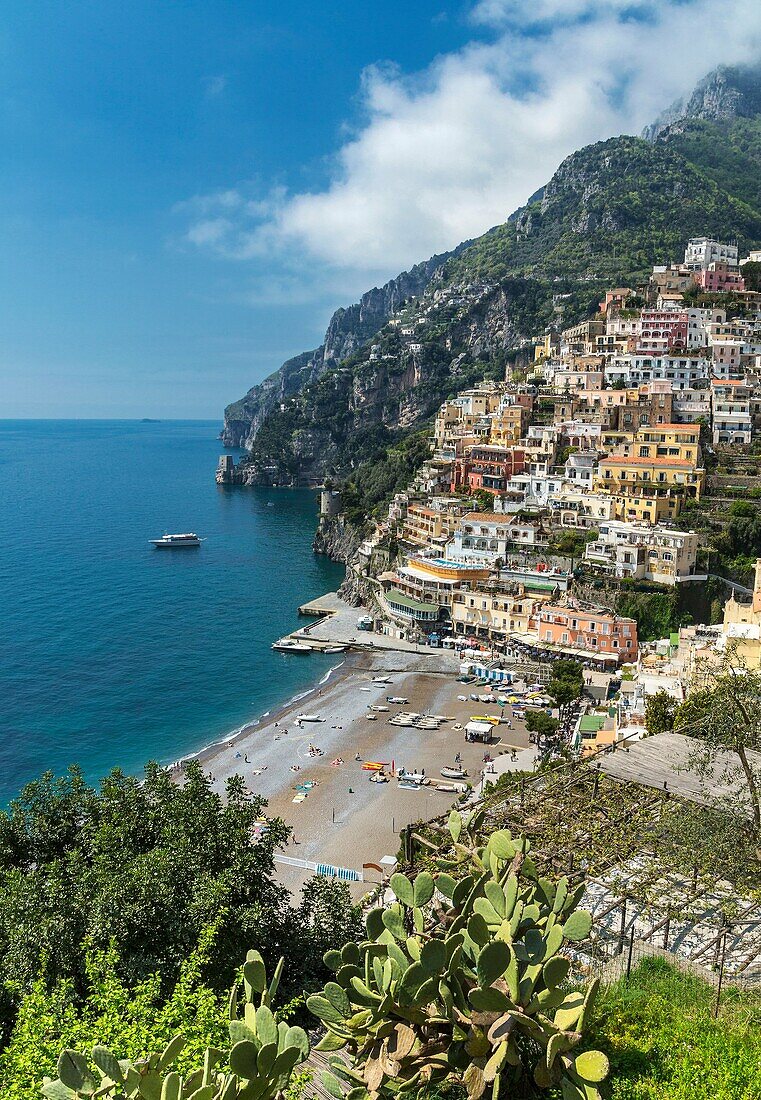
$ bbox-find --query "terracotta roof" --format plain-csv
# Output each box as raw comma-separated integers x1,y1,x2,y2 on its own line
639,423,698,433
600,456,696,469
462,511,522,523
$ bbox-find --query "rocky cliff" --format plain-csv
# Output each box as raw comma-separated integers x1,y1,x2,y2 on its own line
643,63,761,141
221,247,467,448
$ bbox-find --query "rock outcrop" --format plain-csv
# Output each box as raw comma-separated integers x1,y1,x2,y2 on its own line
643,63,761,142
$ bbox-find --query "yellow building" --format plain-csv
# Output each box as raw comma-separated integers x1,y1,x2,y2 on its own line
721,559,761,669
401,503,461,547
451,586,549,639
606,493,681,524
489,404,528,446
534,333,559,362
622,424,701,466
597,451,704,502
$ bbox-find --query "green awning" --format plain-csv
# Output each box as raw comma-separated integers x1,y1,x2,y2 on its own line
669,632,680,647
578,714,606,733
386,588,438,614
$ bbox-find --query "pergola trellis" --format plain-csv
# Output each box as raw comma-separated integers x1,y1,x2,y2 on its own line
405,747,761,980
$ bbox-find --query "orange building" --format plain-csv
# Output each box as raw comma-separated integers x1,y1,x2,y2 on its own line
450,445,527,495
533,604,638,663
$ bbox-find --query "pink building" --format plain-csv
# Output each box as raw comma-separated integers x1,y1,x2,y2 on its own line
693,263,745,293
532,604,638,663
637,310,688,352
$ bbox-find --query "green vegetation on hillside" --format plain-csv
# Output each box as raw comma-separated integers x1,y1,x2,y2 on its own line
591,957,761,1100
444,136,761,285
0,763,359,1055
659,115,761,213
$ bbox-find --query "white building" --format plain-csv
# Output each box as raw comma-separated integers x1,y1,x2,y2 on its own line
672,386,711,424
605,353,711,391
447,512,549,564
584,521,700,585
711,381,753,445
684,237,738,270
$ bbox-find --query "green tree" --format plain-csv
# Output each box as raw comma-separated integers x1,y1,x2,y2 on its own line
674,650,761,832
644,689,678,736
0,762,358,1046
525,710,560,741
472,488,495,512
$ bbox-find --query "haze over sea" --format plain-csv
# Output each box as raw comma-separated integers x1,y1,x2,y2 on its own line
0,420,345,804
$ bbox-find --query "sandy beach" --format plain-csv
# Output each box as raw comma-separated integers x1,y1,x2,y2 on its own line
188,646,536,899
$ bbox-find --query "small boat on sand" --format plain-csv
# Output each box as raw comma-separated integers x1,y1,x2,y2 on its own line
365,713,377,720
387,696,409,705
323,645,345,654
441,766,468,780
295,713,324,722
372,675,393,684
436,781,468,793
272,639,311,653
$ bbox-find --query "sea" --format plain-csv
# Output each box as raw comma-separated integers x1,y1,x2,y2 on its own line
0,420,345,805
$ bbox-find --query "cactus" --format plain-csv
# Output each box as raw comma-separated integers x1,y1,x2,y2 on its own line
308,816,607,1100
41,950,309,1100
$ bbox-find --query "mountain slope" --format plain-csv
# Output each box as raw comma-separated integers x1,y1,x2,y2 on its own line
643,63,761,141
221,247,467,448
441,135,761,285
222,64,761,497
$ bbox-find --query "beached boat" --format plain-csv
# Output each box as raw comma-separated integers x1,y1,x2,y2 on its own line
151,532,202,548
369,773,389,783
387,696,409,705
399,770,428,785
323,645,345,653
372,675,392,684
369,705,389,712
435,781,468,793
365,713,377,720
295,713,323,722
440,766,468,780
272,639,312,653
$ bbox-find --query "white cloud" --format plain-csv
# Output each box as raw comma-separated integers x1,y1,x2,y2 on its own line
182,0,761,282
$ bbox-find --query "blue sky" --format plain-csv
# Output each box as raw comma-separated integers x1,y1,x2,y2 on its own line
1,1,760,417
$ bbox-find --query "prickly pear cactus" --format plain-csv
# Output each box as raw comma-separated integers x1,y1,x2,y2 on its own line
308,814,608,1100
41,949,309,1100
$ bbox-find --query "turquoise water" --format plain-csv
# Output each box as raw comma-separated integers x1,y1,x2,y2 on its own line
0,421,345,804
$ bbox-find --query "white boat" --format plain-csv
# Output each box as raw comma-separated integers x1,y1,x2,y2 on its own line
295,713,324,723
387,696,409,705
436,781,468,794
323,645,345,654
272,639,312,653
399,771,429,785
369,705,389,712
440,766,468,780
365,713,377,720
151,532,203,548
372,675,392,684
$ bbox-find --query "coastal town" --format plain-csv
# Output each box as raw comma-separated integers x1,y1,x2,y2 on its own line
205,238,761,927
301,235,761,746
